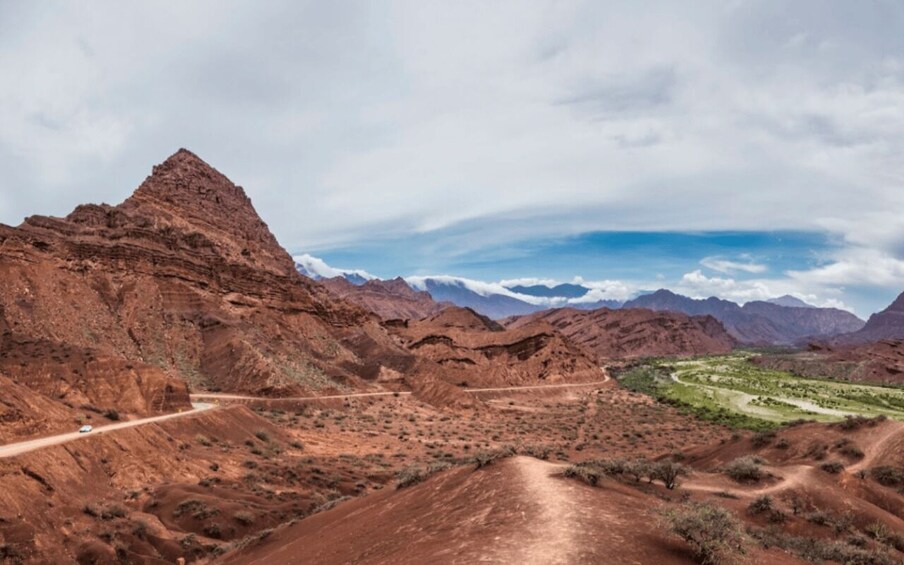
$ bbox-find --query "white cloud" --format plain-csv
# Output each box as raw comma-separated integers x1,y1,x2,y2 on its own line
675,269,856,313
786,248,904,288
498,277,560,288
2,2,902,314
293,253,376,281
404,275,559,306
700,256,768,274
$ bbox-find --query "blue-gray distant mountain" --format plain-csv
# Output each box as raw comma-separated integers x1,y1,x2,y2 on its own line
625,289,864,345
407,278,545,319
766,295,814,308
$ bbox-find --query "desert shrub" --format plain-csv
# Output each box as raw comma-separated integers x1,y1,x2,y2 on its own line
805,511,831,526
838,444,865,460
202,523,223,539
661,501,747,564
750,431,775,448
747,495,786,523
870,466,904,487
312,496,352,514
723,457,764,483
804,442,828,460
751,528,897,565
395,462,452,489
472,446,515,469
747,495,774,515
819,461,845,474
774,438,790,449
564,463,603,486
0,543,23,563
233,511,255,526
623,458,651,482
254,430,271,442
195,434,212,447
519,444,552,460
653,459,689,490
103,409,120,421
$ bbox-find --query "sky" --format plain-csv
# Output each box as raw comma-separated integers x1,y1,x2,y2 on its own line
1,1,903,316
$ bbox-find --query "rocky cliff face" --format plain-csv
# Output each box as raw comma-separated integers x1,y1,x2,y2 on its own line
386,307,601,387
319,276,448,321
0,150,382,418
506,307,736,360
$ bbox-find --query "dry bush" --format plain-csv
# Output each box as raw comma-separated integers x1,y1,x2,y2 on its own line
661,501,747,564
723,456,764,483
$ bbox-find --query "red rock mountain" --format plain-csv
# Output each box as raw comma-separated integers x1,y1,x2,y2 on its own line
319,276,449,321
386,307,602,387
0,150,609,428
506,307,736,360
0,150,389,421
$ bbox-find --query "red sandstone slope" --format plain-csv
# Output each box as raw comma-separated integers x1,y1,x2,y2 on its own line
319,276,449,321
505,307,735,360
219,455,803,565
0,150,394,405
386,306,601,387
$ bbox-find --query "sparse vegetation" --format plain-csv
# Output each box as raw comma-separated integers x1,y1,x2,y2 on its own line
661,501,747,564
723,456,764,483
652,459,689,490
622,356,904,431
870,466,904,487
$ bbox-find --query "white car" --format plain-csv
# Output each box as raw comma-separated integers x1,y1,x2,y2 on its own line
78,425,93,433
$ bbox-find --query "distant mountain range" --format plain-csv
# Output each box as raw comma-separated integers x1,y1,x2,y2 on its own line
624,289,864,345
294,255,868,345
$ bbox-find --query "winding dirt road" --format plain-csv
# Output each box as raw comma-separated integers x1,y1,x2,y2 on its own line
0,402,214,459
190,374,612,403
0,376,613,461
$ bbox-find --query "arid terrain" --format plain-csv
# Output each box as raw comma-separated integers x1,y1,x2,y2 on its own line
1,151,903,565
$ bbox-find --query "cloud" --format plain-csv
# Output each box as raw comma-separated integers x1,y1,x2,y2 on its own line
498,277,561,288
700,256,768,274
786,248,904,288
568,284,635,304
2,2,902,314
675,269,856,313
293,253,376,281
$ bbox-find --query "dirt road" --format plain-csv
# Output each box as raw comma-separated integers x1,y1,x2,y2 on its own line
0,377,613,460
191,373,612,403
0,402,214,459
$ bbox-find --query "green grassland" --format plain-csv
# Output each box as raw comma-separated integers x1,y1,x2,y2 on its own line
617,354,904,431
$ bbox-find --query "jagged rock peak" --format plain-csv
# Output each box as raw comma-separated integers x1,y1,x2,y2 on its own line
129,148,251,210
122,149,294,275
